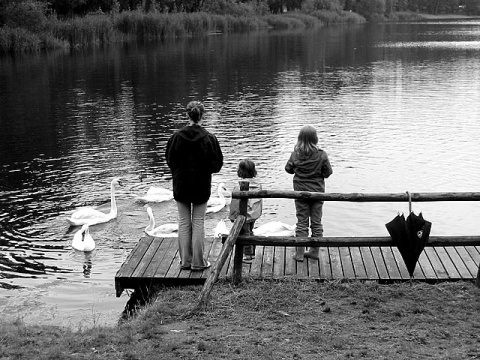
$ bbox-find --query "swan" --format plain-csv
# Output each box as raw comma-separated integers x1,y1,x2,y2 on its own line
72,224,95,252
135,186,174,203
67,177,123,226
213,219,229,238
145,206,178,237
206,182,229,214
253,221,296,237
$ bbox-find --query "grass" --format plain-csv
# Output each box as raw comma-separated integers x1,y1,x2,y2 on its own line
1,279,479,359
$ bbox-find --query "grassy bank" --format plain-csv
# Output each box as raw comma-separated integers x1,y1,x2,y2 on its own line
0,9,364,54
1,279,479,359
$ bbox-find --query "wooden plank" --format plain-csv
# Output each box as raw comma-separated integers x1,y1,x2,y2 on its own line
370,247,390,280
157,239,180,278
262,246,274,278
423,247,448,279
250,246,263,277
359,247,379,280
350,247,367,279
454,246,479,277
465,246,480,260
465,246,480,275
415,251,433,279
318,247,332,280
284,246,296,277
142,237,174,278
329,247,344,279
381,247,402,280
339,247,355,279
130,238,159,278
391,247,411,279
307,252,320,279
434,247,460,279
116,237,153,278
273,246,285,279
295,247,308,279
444,247,472,279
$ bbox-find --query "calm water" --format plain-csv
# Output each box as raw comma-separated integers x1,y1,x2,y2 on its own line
1,20,480,328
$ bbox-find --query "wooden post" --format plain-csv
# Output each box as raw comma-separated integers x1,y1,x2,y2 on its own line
188,215,246,315
232,181,250,285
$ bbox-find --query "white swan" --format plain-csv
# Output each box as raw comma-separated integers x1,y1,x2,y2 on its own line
72,224,95,252
206,182,228,214
253,221,296,237
213,219,229,238
67,177,123,226
145,206,178,237
135,186,174,203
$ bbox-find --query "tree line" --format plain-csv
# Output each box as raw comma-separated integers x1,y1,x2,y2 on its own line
1,0,479,21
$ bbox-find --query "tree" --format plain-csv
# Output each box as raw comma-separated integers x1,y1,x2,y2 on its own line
355,0,385,20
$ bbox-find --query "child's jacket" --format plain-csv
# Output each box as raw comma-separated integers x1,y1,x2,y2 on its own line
285,148,332,192
228,180,263,223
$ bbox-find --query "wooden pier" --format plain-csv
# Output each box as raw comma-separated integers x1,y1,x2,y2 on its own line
114,235,480,297
115,188,480,299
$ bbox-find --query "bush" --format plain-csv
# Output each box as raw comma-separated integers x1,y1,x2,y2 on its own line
309,9,365,24
301,0,343,12
203,0,264,16
3,0,48,32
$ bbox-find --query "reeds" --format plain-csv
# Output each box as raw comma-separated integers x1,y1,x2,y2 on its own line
51,14,116,48
0,9,361,54
0,27,41,53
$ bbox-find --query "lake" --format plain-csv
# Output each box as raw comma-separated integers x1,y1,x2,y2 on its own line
1,19,480,329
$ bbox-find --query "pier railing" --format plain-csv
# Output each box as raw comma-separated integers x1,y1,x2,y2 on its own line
191,182,480,313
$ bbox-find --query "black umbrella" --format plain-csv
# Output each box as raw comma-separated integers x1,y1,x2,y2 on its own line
385,212,432,279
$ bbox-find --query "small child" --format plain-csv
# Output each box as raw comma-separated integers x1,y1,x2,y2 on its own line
285,125,333,261
229,159,263,263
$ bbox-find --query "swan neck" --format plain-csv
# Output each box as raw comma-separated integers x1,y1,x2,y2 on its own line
145,210,155,231
110,181,117,216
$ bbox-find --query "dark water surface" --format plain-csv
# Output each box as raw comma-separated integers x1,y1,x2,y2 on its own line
1,20,480,328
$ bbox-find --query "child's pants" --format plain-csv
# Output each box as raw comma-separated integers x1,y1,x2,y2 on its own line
294,200,324,238
244,221,255,256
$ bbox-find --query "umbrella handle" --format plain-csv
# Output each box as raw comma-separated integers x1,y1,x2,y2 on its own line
407,191,412,213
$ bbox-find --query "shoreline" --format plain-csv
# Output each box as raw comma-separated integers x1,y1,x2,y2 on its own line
416,13,480,20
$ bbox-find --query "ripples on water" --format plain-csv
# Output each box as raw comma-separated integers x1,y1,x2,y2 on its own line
1,20,480,326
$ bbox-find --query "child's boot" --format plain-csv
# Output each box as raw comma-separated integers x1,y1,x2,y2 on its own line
304,247,319,260
294,247,305,261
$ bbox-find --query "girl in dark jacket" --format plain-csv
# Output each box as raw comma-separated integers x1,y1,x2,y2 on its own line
166,101,223,271
285,125,332,262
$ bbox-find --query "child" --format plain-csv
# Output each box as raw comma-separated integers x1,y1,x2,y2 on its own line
229,159,263,263
285,125,332,261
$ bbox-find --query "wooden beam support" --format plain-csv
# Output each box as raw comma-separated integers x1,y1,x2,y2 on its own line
188,215,245,315
232,181,250,285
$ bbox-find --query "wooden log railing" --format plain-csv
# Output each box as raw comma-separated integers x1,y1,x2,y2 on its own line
190,186,480,313
230,187,480,287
